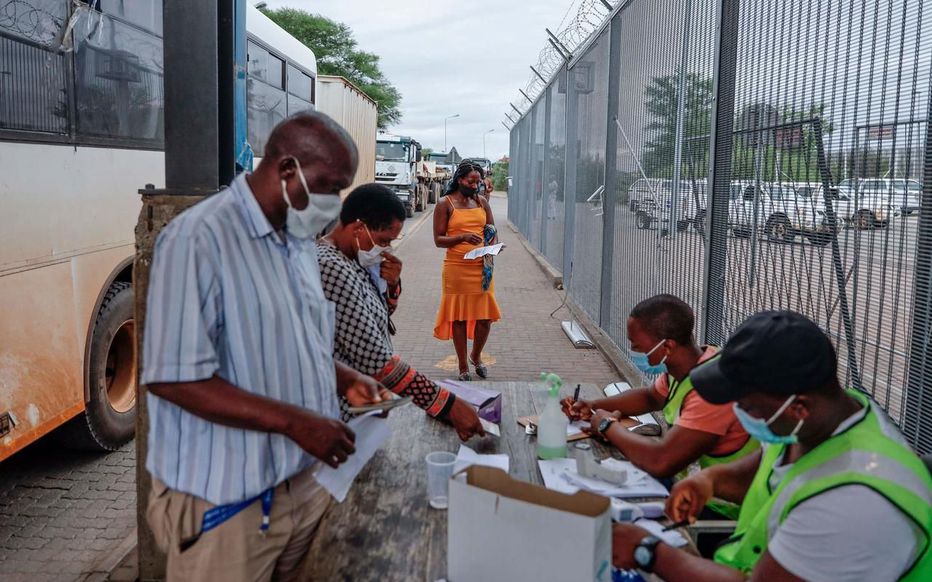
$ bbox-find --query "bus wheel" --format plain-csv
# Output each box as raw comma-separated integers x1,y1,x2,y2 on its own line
59,282,137,451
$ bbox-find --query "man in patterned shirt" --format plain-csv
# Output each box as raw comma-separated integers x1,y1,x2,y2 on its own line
318,183,485,440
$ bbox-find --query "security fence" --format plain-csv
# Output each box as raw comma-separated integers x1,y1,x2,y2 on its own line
507,0,932,453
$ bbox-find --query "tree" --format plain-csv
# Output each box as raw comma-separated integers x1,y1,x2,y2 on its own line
641,73,713,178
492,158,510,191
261,8,402,128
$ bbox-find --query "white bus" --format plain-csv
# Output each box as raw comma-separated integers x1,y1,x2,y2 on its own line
0,1,317,460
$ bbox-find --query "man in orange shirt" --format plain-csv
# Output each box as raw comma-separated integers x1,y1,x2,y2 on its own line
563,294,757,518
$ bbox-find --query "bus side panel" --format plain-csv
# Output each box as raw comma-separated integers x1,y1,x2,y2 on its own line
0,144,162,459
0,262,84,460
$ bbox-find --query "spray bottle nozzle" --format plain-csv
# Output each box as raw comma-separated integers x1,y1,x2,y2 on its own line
540,372,564,397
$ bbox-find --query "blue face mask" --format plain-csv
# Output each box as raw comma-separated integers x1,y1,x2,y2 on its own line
631,339,668,375
733,395,804,445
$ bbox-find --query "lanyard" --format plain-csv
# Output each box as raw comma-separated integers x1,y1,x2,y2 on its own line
180,488,274,552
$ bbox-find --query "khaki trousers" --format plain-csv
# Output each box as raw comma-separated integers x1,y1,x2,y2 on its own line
146,468,331,582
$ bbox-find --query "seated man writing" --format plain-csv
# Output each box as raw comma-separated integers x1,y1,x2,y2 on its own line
563,294,756,517
612,311,931,581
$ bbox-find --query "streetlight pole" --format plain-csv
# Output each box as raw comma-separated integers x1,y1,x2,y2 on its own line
483,129,495,159
444,113,460,153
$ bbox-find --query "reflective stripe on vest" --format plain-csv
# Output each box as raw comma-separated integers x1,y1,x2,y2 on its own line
714,390,932,579
662,351,759,473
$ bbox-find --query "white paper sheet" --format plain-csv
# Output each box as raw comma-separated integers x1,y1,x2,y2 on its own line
567,420,589,437
463,243,504,260
454,444,510,474
538,458,669,499
315,412,391,503
633,518,690,547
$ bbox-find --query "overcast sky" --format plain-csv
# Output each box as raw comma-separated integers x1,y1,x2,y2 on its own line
265,0,572,161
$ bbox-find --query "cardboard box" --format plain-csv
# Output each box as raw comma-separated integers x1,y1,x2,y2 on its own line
448,466,612,582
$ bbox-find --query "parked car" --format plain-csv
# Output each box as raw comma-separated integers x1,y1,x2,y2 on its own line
630,178,706,232
839,178,921,216
728,181,837,245
808,182,895,230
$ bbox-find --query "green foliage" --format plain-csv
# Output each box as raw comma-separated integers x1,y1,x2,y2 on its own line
492,158,510,191
261,7,402,128
642,72,713,178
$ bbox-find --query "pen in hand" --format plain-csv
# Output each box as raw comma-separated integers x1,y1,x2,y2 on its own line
573,384,581,402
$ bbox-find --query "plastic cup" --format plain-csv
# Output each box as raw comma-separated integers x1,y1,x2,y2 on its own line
426,451,457,509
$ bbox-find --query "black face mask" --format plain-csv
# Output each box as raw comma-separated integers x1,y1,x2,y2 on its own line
458,183,478,197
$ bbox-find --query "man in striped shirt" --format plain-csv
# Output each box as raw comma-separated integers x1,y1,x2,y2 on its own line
142,112,387,581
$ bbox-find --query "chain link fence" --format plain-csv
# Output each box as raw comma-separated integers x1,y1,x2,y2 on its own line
507,0,932,453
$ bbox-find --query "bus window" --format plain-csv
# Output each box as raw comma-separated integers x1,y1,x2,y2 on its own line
286,64,314,114
247,41,287,156
0,0,71,135
73,3,165,145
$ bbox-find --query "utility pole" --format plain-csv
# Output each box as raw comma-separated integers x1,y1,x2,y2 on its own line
444,113,460,152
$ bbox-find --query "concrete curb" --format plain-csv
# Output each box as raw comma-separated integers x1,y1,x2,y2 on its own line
506,221,563,289
81,527,137,581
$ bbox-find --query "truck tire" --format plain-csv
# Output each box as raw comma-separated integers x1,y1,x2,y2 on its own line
766,214,795,243
57,282,137,451
430,183,441,204
406,205,414,218
415,185,426,212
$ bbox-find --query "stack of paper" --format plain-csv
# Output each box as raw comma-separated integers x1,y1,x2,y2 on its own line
464,243,504,260
453,445,510,474
538,458,669,499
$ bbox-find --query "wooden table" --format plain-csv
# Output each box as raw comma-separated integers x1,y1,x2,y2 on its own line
301,381,659,581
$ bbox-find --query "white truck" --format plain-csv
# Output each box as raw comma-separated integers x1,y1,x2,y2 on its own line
376,132,426,217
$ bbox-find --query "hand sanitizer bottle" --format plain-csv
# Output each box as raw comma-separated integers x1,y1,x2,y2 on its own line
538,373,568,459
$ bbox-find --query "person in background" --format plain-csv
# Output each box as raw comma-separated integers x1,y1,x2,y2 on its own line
612,311,931,581
433,161,501,381
318,184,485,440
564,294,756,519
141,112,388,581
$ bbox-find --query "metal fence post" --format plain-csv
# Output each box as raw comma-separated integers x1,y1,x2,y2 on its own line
669,0,694,238
540,86,553,255
905,94,932,453
701,0,739,346
599,15,623,328
564,66,580,288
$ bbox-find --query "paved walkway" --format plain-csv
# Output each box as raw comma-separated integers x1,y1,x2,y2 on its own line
0,194,619,581
392,195,618,386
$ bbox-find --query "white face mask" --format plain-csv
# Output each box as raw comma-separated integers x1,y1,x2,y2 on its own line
281,157,342,239
356,224,391,267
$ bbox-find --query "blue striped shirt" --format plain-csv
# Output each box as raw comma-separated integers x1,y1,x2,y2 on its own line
141,173,340,505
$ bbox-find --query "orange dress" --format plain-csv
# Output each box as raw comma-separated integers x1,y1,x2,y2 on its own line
433,201,501,340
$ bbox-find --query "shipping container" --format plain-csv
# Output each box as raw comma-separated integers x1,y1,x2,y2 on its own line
317,76,378,197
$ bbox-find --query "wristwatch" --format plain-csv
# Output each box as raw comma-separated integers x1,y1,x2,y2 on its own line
597,416,618,437
633,535,662,573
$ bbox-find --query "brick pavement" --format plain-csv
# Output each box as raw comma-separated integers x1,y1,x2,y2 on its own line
392,195,619,387
0,438,136,582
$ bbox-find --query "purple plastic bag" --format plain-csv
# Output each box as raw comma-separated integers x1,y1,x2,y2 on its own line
440,380,502,424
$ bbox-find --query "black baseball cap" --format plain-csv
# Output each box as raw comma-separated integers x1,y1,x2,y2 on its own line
691,311,837,404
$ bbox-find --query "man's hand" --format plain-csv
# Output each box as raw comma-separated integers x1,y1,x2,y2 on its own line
665,471,715,524
287,412,356,468
561,397,594,421
380,252,402,288
612,523,652,569
342,373,391,408
589,408,622,435
445,398,486,441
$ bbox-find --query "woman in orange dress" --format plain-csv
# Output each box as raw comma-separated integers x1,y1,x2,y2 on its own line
433,162,501,380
